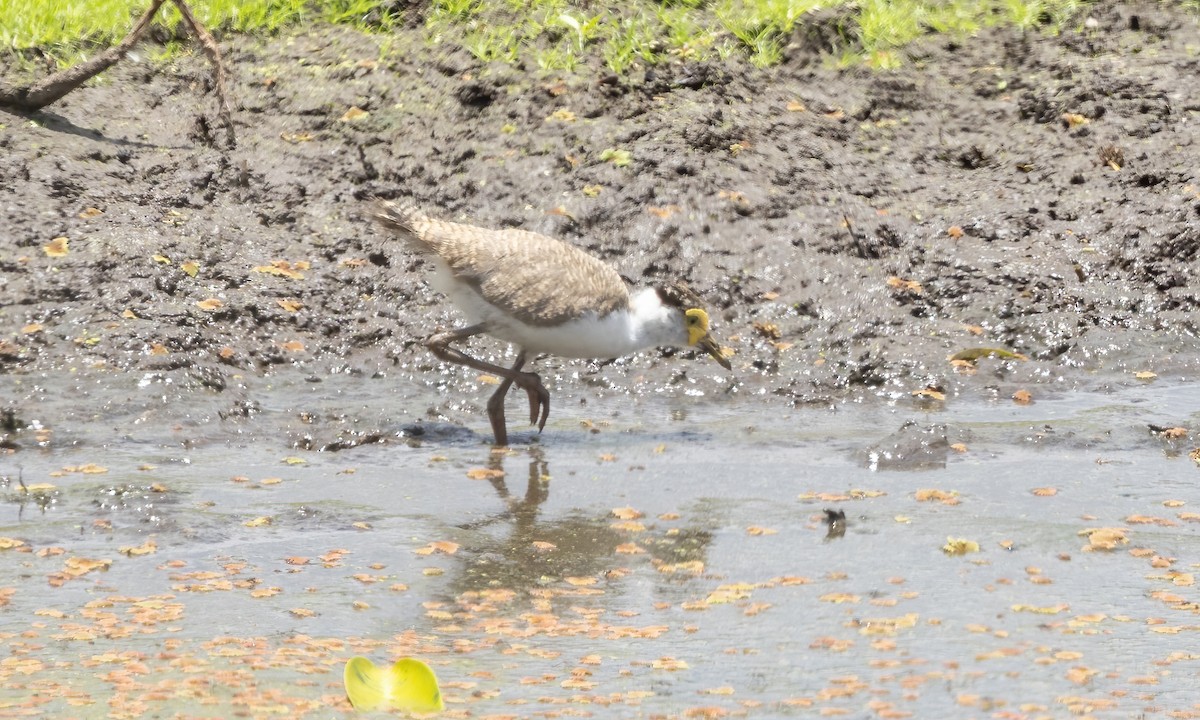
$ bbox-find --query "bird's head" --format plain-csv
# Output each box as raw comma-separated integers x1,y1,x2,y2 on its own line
657,282,732,370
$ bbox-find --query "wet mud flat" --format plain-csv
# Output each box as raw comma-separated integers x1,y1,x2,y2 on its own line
3,0,1200,716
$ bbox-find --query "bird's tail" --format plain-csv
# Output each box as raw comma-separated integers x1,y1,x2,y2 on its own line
373,199,425,238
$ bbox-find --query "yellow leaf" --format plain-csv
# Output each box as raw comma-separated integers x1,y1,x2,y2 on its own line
282,456,306,465
196,298,224,311
121,309,138,319
0,537,27,550
949,347,1027,362
1134,371,1157,380
180,261,200,277
912,386,946,401
886,276,923,294
78,207,103,219
21,323,43,334
244,516,273,527
1011,603,1069,614
465,467,505,480
152,254,171,264
1079,527,1128,551
341,106,369,122
1061,112,1089,129
943,537,980,556
119,539,157,556
276,299,303,313
43,237,69,257
252,261,306,280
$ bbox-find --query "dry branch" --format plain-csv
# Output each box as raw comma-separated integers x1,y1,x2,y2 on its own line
0,0,236,147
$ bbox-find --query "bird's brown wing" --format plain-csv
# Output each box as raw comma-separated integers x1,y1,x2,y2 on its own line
375,201,629,326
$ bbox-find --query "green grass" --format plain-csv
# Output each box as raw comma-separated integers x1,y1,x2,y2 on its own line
0,0,1165,73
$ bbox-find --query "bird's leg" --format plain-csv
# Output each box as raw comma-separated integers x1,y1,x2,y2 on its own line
486,353,520,447
427,326,550,444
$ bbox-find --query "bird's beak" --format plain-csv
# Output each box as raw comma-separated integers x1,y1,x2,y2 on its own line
695,334,732,370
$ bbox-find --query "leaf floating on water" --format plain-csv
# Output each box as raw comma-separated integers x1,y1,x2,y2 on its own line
915,489,959,505
651,656,688,671
1012,389,1033,405
1149,425,1188,439
119,539,157,556
465,467,504,480
244,516,273,528
43,237,69,257
1079,527,1128,551
911,385,945,401
1031,487,1058,496
1011,603,1069,614
942,537,980,556
949,347,1028,362
344,656,444,712
0,537,27,550
414,541,459,556
1134,370,1157,380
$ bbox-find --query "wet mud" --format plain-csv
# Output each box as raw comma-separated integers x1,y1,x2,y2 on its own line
2,1,1198,434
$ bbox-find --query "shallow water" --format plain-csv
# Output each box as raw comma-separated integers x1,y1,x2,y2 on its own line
2,369,1199,718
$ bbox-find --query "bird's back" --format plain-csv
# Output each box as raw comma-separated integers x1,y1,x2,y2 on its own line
375,201,630,327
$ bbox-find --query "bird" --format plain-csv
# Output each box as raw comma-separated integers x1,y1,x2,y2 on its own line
374,200,732,445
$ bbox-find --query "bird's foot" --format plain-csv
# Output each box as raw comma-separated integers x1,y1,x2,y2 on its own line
515,372,550,432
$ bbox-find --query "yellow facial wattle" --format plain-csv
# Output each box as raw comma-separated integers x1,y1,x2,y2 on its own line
685,308,710,346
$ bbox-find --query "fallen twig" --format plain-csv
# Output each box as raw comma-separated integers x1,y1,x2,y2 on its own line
0,0,236,147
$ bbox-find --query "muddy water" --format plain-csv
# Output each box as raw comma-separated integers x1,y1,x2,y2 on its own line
2,367,1198,717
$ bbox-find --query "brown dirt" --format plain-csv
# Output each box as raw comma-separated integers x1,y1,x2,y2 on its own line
3,1,1199,433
